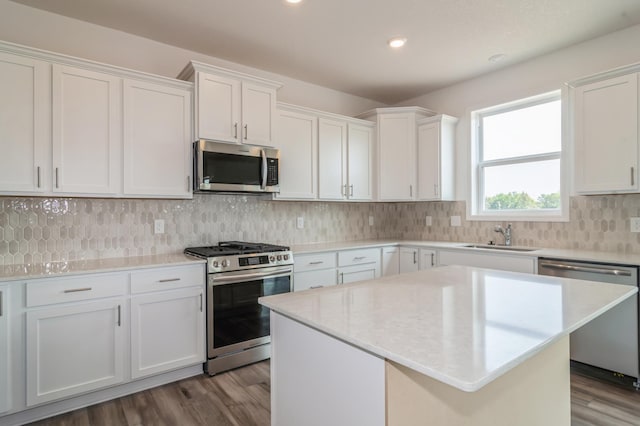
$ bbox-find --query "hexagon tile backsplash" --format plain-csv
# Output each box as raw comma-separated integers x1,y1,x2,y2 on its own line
1,194,640,266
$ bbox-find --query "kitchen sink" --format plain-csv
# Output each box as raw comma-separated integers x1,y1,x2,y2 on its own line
463,244,539,252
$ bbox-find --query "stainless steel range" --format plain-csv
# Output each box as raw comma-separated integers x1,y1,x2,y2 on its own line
184,241,293,375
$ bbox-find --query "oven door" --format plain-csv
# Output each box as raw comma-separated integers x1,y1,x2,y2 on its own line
208,264,292,358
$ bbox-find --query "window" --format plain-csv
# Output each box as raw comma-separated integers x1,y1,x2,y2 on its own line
470,91,567,221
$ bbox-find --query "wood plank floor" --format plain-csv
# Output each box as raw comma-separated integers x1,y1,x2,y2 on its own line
28,362,640,426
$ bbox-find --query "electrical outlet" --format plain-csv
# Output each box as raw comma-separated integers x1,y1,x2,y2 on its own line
425,216,432,227
631,217,640,232
296,217,304,229
154,219,165,234
369,216,374,226
450,216,461,227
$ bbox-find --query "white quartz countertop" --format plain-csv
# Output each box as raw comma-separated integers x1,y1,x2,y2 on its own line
291,239,640,266
259,265,637,392
0,253,205,282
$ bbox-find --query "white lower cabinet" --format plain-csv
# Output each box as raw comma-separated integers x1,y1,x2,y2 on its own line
294,269,338,292
438,250,536,274
26,298,126,406
382,247,400,276
337,248,381,284
419,249,437,270
399,247,420,273
0,285,9,414
131,287,204,379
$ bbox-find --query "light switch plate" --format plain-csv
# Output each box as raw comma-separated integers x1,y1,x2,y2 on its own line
296,217,304,229
631,217,640,232
450,216,461,227
154,219,165,234
425,216,432,227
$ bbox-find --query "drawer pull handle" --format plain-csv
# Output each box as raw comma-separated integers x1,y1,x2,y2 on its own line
310,285,324,289
63,287,92,293
158,278,181,283
309,261,324,265
353,256,366,261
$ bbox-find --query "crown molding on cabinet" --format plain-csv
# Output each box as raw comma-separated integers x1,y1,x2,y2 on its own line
178,60,282,90
568,60,640,88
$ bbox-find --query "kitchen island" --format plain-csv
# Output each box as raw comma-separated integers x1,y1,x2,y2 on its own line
259,265,637,426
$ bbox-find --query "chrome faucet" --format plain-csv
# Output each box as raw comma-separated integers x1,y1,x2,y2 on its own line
494,223,512,246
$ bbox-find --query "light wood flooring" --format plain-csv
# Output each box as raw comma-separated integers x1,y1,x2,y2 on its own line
28,362,640,426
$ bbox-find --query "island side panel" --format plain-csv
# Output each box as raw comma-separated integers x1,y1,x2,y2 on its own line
386,335,571,426
270,311,386,426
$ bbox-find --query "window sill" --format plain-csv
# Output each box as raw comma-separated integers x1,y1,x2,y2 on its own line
468,211,569,222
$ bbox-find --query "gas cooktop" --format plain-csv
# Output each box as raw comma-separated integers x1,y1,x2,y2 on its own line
184,241,290,258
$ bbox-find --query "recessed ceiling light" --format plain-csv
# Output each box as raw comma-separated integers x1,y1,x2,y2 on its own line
488,53,507,63
285,0,302,4
388,37,407,48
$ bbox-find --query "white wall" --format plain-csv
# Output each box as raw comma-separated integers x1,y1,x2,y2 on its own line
0,0,384,116
397,24,640,200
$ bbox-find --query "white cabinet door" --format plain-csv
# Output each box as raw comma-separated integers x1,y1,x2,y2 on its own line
0,285,9,414
242,82,276,146
399,247,419,273
339,265,377,284
575,74,639,193
382,247,400,276
0,52,49,194
294,269,338,291
26,298,125,406
417,121,440,200
378,113,416,200
318,118,347,200
196,72,241,143
123,79,192,198
419,249,437,270
347,123,374,200
52,65,120,195
131,287,205,379
275,108,318,199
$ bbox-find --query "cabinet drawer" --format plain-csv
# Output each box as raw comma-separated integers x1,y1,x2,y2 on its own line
294,269,338,292
338,248,381,267
294,252,337,273
131,264,205,294
26,273,127,307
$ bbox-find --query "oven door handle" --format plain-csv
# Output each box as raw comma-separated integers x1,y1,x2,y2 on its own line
211,268,293,286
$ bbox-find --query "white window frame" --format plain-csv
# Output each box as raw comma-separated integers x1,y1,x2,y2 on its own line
469,90,569,222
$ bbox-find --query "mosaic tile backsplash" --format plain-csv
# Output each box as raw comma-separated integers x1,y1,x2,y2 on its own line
1,194,640,266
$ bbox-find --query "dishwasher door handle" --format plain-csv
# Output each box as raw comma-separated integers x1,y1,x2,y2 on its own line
539,262,633,277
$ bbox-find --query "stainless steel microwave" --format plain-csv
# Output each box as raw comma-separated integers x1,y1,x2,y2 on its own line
193,140,280,193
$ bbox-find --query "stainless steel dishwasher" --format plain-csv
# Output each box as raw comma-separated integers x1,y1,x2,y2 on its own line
538,258,639,385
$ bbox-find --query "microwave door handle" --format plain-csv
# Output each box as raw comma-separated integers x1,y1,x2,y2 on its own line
260,149,267,190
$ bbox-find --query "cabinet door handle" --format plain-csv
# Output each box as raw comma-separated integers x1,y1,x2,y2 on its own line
632,167,635,186
117,305,121,327
309,261,324,265
234,123,238,139
37,166,41,188
0,290,3,317
409,185,413,197
55,167,59,189
158,278,181,283
340,272,344,284
431,253,435,267
187,176,190,192
244,124,248,140
349,184,354,197
413,252,417,264
200,293,203,312
63,287,92,293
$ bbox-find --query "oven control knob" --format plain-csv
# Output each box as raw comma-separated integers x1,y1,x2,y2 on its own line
212,261,219,268
222,260,230,267
284,254,289,261
277,255,282,261
269,256,275,263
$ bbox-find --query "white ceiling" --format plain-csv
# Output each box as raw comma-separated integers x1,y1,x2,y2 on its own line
11,0,640,104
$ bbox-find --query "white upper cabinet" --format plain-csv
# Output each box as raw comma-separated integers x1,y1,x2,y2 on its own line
0,52,50,194
123,79,192,198
359,107,434,201
179,61,280,146
347,123,374,200
417,115,457,201
319,118,348,200
574,73,639,194
274,106,318,199
52,65,121,195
